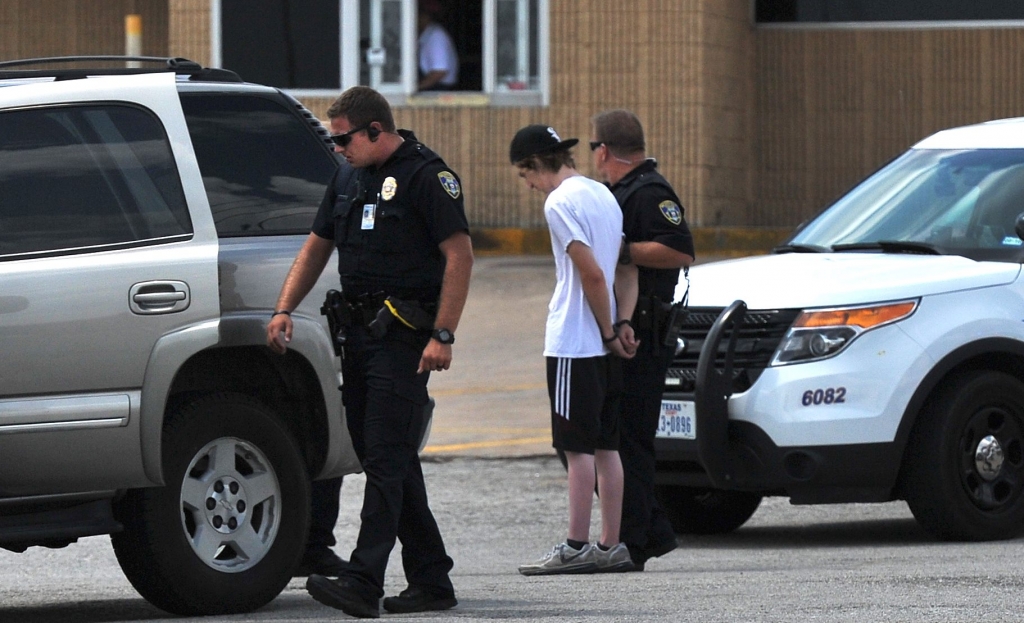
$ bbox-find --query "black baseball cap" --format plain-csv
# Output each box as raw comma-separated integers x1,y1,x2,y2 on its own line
509,124,579,164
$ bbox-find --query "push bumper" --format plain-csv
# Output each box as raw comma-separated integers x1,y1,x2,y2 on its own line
655,300,903,504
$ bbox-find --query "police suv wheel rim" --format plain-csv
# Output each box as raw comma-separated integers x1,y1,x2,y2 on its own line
959,406,1024,511
179,436,282,573
974,435,1004,481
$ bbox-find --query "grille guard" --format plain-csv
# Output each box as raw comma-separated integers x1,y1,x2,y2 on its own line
694,299,748,489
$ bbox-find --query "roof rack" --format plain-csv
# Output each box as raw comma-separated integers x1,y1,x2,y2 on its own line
0,56,242,83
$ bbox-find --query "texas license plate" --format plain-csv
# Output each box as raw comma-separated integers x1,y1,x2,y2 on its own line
656,400,695,439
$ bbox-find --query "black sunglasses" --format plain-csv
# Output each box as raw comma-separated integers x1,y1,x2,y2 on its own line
330,124,370,147
589,141,605,152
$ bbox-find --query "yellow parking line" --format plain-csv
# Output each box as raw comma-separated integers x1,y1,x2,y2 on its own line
429,383,546,397
423,436,551,454
430,426,548,434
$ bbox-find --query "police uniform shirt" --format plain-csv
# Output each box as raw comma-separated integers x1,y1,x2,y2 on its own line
311,130,469,300
610,159,694,301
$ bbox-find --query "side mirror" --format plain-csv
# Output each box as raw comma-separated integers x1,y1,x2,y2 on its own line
1015,212,1024,241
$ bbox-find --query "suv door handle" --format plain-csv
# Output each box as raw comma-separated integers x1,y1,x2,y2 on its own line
129,281,191,315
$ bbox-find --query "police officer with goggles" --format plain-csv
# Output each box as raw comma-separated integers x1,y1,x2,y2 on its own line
266,85,472,618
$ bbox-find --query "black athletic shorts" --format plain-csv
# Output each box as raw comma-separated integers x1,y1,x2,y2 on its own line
546,355,622,454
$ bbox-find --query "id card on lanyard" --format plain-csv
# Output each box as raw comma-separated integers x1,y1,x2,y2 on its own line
361,193,380,230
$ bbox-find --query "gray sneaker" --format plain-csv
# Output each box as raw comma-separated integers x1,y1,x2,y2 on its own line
518,542,598,576
593,542,635,573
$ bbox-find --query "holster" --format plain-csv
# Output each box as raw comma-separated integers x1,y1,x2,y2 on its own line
634,295,680,356
320,290,352,356
662,302,687,350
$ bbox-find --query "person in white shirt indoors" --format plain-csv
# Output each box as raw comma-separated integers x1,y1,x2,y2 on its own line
417,0,459,91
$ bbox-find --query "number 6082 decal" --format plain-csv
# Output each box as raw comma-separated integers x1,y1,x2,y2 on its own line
801,387,846,406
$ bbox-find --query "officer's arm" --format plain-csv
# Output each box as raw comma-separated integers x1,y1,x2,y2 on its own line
626,241,693,269
433,230,473,334
266,233,334,354
418,231,473,373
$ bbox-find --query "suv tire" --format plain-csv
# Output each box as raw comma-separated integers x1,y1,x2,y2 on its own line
111,393,311,615
655,485,762,534
903,370,1024,541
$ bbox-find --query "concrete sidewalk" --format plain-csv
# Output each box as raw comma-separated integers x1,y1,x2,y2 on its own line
422,252,736,458
423,256,553,457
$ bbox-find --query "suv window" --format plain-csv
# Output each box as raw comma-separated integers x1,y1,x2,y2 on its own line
0,104,192,259
180,94,337,237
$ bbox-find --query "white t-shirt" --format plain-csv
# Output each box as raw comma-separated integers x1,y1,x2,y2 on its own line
418,23,458,87
543,175,624,358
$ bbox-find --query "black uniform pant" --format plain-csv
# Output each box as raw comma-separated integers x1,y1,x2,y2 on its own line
619,330,677,561
307,476,343,552
338,325,455,601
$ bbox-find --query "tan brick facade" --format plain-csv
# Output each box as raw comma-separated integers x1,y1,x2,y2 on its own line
0,1,168,59
5,2,1024,234
756,26,1024,227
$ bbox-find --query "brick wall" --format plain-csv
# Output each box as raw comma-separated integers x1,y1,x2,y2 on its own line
0,0,167,59
756,26,1024,227
168,0,209,66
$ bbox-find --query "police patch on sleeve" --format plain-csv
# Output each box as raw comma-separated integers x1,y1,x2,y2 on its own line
438,171,461,199
659,200,682,225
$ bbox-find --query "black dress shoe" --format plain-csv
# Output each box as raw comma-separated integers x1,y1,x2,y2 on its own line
382,586,458,614
294,548,348,577
644,537,678,560
306,575,380,619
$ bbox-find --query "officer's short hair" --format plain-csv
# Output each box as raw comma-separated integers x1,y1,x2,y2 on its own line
327,86,397,132
514,150,575,174
592,109,645,158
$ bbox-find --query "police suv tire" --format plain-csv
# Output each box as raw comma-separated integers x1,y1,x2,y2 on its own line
111,393,311,615
654,486,762,535
902,370,1024,541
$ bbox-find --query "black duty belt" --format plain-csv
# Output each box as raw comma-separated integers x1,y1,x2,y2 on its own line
321,289,436,355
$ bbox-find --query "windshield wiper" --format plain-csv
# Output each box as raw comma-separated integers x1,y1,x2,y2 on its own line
831,240,942,255
771,243,831,254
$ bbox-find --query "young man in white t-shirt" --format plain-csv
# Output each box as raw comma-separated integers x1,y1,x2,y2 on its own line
509,124,640,575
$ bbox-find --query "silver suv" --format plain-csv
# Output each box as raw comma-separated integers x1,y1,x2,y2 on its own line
0,57,360,615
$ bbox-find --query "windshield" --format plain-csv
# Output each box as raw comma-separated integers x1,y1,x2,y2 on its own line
788,148,1024,262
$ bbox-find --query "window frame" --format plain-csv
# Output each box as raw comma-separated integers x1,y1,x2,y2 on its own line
211,0,549,106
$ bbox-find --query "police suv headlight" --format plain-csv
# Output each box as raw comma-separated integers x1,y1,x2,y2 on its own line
771,300,918,366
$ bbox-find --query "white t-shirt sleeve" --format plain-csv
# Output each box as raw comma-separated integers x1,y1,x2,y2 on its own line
545,195,591,252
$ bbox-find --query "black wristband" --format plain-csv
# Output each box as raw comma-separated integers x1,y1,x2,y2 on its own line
602,326,619,343
613,319,632,330
272,310,291,317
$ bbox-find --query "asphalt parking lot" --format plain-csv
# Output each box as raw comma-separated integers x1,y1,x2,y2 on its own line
5,255,1024,622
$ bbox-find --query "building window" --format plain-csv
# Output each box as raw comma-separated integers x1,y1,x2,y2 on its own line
756,1,1024,23
214,0,548,105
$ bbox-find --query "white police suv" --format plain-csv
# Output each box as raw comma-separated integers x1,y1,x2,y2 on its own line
655,117,1024,541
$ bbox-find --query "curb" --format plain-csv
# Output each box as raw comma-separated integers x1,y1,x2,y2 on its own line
470,227,792,257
